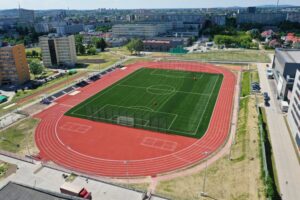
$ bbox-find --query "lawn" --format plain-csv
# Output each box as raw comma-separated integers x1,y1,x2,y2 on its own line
77,52,122,70
242,71,251,97
0,118,39,154
66,68,223,138
179,50,271,63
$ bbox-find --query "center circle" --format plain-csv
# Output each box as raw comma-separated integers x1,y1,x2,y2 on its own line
146,85,176,95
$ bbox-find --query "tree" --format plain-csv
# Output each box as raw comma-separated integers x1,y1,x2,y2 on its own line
96,38,107,52
75,35,85,55
29,60,44,79
126,39,144,55
87,47,97,55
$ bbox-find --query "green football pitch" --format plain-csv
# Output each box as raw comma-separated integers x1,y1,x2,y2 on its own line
66,68,223,138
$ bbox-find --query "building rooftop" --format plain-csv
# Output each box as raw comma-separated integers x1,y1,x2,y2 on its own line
276,49,300,64
0,182,83,200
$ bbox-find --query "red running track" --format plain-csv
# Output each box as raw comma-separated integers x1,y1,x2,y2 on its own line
34,61,236,178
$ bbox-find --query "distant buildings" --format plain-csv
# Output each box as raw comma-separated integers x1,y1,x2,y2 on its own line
39,35,77,68
211,15,226,26
287,13,300,23
287,69,300,154
236,13,286,25
247,7,257,14
112,23,172,38
272,49,300,101
34,22,50,33
0,44,30,85
56,24,84,35
143,38,186,52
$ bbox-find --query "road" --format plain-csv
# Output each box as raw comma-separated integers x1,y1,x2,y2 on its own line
257,64,300,200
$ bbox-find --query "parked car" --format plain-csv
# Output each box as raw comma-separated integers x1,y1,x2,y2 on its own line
263,92,270,101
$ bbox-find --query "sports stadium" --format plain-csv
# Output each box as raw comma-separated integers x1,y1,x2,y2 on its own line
34,61,236,178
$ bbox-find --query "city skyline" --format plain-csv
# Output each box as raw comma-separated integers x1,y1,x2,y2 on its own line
0,0,300,10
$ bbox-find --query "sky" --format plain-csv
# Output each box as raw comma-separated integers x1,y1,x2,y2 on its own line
0,0,300,10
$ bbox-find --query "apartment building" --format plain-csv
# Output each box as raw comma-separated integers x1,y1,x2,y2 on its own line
0,44,30,85
287,70,300,154
112,23,172,38
39,35,77,68
272,49,300,101
236,13,286,25
287,13,300,23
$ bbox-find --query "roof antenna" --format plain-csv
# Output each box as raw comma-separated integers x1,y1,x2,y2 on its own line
277,0,280,13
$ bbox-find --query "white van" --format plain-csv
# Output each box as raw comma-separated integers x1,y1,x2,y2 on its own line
280,101,289,112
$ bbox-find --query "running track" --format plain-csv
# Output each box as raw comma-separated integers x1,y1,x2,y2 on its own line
34,61,236,178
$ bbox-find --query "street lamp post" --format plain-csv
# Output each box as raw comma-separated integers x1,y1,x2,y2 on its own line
201,151,210,199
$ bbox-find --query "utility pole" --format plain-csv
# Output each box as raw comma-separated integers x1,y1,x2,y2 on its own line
200,151,210,199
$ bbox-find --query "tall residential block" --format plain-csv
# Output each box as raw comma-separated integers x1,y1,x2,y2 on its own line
0,44,30,85
39,35,77,68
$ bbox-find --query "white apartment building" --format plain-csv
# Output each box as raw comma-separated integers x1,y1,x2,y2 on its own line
287,70,300,155
39,35,77,68
112,23,172,38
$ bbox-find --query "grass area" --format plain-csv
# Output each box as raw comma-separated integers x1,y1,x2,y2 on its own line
108,47,131,56
77,52,122,70
0,162,8,178
231,97,249,162
155,96,265,200
66,68,223,138
252,70,260,83
178,50,270,63
0,118,39,154
259,108,281,199
242,71,251,97
25,47,41,54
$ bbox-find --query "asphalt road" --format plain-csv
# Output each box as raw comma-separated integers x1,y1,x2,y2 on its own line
258,64,300,200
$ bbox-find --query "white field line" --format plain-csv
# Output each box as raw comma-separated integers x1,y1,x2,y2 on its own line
193,76,219,134
70,68,146,115
117,84,211,96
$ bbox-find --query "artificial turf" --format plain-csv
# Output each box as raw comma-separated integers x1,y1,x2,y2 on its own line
66,68,223,138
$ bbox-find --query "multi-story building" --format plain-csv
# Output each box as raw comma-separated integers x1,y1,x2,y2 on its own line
211,15,226,26
0,44,30,85
272,49,300,101
143,38,186,52
236,13,286,25
39,35,77,68
34,23,49,33
112,23,172,38
56,24,84,35
287,69,300,154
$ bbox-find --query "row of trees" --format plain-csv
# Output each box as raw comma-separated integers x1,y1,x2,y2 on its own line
75,35,107,56
126,39,144,55
214,34,259,49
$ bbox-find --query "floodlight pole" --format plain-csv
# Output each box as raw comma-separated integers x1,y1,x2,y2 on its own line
201,151,209,199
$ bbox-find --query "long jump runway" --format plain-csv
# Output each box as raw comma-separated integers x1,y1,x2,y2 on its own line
34,61,236,177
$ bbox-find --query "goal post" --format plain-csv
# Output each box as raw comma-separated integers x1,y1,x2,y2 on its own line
117,116,134,127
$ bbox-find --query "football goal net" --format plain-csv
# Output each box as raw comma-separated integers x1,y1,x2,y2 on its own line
117,116,134,127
